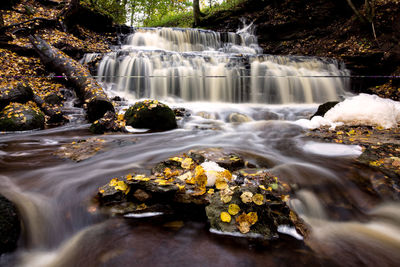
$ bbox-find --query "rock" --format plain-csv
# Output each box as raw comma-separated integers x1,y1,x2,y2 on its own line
0,194,20,254
188,148,245,171
196,111,218,120
124,100,177,131
96,149,308,240
0,83,34,110
173,107,190,118
54,137,106,162
44,93,63,105
310,101,339,119
0,102,45,131
90,111,125,134
228,112,253,123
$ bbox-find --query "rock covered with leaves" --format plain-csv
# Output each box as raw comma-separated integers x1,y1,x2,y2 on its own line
124,100,177,131
96,148,307,240
0,101,44,131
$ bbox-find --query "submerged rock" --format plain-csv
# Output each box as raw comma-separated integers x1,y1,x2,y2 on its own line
0,194,20,254
228,112,253,123
124,100,177,131
0,102,45,131
96,149,307,240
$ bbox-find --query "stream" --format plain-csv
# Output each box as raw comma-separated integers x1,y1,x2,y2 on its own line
0,24,399,267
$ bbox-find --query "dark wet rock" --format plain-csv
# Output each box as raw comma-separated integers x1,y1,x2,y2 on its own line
188,148,245,171
96,149,307,240
0,102,45,131
0,83,34,110
173,107,190,118
228,112,253,123
0,194,20,254
44,93,63,105
310,101,339,119
111,96,122,102
124,100,177,131
90,111,125,134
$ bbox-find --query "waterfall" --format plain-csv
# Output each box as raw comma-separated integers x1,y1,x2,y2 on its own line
89,24,349,104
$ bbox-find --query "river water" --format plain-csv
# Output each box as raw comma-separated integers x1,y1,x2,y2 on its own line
0,25,399,267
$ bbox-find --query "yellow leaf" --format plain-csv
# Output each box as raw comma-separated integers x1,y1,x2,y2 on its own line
178,171,192,181
126,174,133,181
99,189,105,194
215,177,228,190
252,194,264,205
220,212,231,223
221,194,232,203
109,178,118,187
181,158,194,169
228,204,240,215
247,212,258,225
240,191,253,203
207,188,215,194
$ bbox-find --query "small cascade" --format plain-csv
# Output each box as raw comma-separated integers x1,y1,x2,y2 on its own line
88,23,349,104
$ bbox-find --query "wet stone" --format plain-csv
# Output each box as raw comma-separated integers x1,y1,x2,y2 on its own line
95,149,307,240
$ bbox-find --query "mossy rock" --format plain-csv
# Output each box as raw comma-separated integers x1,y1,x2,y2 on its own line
124,100,177,130
0,102,45,131
0,194,20,254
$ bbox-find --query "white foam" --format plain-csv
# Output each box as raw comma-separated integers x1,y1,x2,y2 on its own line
303,141,363,157
124,212,163,218
209,228,264,239
200,161,227,186
277,225,304,240
295,94,400,129
325,94,400,129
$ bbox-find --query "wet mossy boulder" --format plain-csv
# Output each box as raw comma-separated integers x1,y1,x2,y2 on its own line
0,83,34,110
0,194,20,254
124,100,177,130
0,102,45,131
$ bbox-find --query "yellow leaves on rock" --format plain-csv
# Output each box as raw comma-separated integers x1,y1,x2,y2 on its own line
240,191,253,203
236,212,258,233
192,165,207,196
181,158,193,169
177,171,192,181
109,178,119,187
228,204,240,215
220,188,234,203
108,178,130,194
252,194,264,205
220,212,232,223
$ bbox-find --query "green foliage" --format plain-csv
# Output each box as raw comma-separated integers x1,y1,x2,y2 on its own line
81,0,127,24
145,0,245,27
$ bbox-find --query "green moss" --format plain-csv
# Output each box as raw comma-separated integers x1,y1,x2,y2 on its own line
124,100,177,131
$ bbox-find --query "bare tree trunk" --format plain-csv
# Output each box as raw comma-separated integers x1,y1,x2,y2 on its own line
193,0,201,26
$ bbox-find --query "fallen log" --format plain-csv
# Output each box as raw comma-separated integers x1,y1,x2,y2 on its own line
29,35,114,122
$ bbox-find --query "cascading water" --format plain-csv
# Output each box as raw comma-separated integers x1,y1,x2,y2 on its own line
87,24,349,103
2,22,399,267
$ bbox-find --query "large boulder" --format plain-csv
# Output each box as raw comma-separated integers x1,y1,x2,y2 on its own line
0,194,20,254
0,83,34,111
124,100,177,131
0,102,45,131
